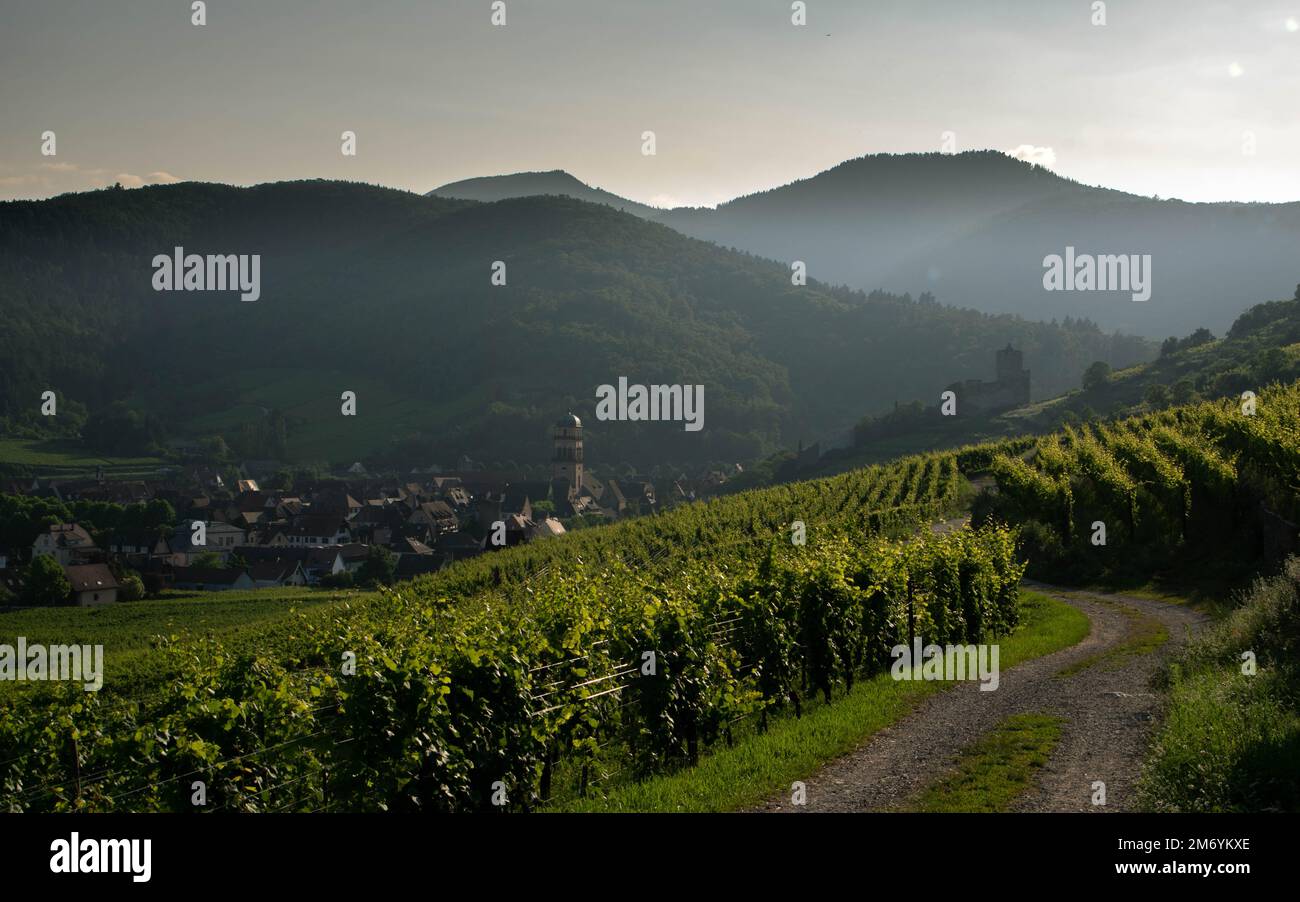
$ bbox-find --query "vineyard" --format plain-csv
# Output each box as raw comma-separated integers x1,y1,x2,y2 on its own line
983,383,1300,581
2,451,992,812
6,383,1300,814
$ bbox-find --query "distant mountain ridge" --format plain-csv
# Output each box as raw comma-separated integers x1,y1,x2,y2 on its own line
430,152,1300,338
431,169,662,218
1,178,1151,468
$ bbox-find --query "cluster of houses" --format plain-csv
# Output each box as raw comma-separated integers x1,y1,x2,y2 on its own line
1,415,748,605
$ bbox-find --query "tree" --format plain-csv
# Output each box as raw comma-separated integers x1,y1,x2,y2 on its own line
1144,384,1172,408
1082,361,1112,391
1254,347,1289,383
191,551,223,569
1171,379,1197,405
318,570,355,589
118,572,146,602
81,402,166,456
197,435,233,463
23,556,71,606
356,546,396,587
142,572,166,598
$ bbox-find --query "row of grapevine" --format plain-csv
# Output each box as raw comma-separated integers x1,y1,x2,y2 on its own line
0,517,1023,812
985,381,1300,576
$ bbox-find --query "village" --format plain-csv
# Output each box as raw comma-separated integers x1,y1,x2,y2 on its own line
0,414,741,606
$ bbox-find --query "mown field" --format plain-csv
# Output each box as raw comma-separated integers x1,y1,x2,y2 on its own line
0,438,167,478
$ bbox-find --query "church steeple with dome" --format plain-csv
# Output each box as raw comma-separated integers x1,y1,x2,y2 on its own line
552,412,583,498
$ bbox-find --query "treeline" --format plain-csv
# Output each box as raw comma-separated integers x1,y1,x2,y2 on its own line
0,493,176,554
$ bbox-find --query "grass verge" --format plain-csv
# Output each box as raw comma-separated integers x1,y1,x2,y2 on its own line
1139,556,1300,812
906,713,1064,812
1057,596,1167,677
553,588,1089,812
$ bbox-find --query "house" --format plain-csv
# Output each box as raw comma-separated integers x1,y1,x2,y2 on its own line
604,480,628,517
32,523,98,566
286,515,351,547
352,503,407,541
108,531,167,557
435,532,482,563
304,548,346,583
482,513,532,549
529,517,567,539
409,500,458,535
391,536,435,556
170,566,256,592
63,563,120,606
239,546,346,584
310,489,363,519
442,485,472,512
337,543,371,574
168,520,247,563
248,560,307,589
394,554,445,580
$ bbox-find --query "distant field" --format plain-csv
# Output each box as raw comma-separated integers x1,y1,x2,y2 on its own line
0,438,168,477
0,587,368,701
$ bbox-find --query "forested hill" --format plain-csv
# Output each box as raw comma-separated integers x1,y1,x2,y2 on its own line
0,179,1151,468
435,152,1300,338
431,170,661,218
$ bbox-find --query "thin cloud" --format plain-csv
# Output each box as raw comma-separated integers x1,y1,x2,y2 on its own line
0,162,182,199
1004,145,1057,168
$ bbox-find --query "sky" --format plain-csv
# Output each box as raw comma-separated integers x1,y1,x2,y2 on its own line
2,0,1299,206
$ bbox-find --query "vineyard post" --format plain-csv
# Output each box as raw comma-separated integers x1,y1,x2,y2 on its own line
68,732,81,806
540,744,553,803
907,576,915,652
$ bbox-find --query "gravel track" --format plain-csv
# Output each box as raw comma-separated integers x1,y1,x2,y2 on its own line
758,583,1207,813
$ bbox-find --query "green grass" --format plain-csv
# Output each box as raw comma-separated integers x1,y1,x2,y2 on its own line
1139,558,1300,812
0,587,369,702
1057,596,1168,677
1091,579,1239,618
907,712,1065,812
0,438,166,474
1141,668,1300,812
552,589,1090,812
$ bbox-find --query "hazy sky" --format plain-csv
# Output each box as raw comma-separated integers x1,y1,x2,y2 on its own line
3,0,1299,206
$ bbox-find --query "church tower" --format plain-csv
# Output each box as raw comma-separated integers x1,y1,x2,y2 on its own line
552,413,583,499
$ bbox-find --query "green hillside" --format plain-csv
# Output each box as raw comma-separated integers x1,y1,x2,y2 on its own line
795,290,1300,481
0,180,1152,470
